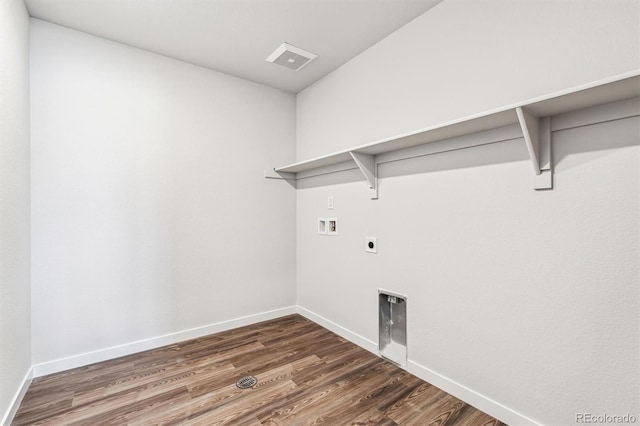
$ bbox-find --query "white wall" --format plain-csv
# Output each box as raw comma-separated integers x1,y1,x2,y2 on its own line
297,0,640,160
297,117,640,424
295,0,640,424
0,0,31,422
30,20,296,367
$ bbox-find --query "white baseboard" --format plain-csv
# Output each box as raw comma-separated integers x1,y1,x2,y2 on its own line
407,360,541,426
1,366,33,426
297,304,540,426
296,306,378,354
32,306,296,378
24,305,540,426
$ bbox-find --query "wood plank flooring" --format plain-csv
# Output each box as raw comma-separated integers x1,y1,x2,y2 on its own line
13,315,506,425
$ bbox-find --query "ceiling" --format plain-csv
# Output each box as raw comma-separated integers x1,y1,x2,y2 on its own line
24,0,443,93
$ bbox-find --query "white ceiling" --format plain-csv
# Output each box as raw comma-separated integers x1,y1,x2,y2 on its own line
24,0,443,93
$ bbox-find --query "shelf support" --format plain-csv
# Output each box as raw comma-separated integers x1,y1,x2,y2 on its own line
516,107,553,190
349,152,378,199
264,168,297,188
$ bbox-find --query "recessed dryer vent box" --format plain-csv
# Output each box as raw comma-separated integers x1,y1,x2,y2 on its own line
379,290,407,366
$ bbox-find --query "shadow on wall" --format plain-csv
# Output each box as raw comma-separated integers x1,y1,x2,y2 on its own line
297,136,528,190
296,116,640,191
297,168,364,189
553,117,640,171
379,137,527,180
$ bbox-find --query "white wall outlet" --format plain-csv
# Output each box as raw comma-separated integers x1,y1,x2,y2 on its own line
318,218,327,235
365,237,377,253
328,196,334,210
327,218,338,235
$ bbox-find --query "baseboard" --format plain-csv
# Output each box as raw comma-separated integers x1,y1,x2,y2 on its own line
296,306,378,355
26,305,540,425
407,360,541,426
297,304,540,426
32,305,296,378
1,366,33,426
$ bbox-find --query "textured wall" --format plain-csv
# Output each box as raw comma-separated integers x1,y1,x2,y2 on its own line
30,20,296,367
295,0,640,424
297,0,640,160
0,0,31,422
297,116,639,425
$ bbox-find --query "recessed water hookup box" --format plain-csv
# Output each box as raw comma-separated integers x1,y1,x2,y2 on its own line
327,218,338,235
318,218,327,235
379,290,407,366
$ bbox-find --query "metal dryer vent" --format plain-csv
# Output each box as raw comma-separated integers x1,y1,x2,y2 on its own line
265,42,318,71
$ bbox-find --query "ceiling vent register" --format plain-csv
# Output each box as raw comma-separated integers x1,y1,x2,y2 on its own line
266,42,317,71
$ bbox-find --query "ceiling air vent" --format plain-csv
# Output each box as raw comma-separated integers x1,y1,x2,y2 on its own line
266,42,317,71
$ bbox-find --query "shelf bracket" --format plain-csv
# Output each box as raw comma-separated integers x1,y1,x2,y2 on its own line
516,107,553,190
349,152,378,199
264,168,297,189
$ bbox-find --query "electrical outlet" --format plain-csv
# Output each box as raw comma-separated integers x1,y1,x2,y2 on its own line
365,237,377,253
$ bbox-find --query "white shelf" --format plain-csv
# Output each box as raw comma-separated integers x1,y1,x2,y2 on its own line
269,71,640,195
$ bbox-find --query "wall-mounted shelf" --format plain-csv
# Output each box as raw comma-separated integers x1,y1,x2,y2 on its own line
267,71,640,197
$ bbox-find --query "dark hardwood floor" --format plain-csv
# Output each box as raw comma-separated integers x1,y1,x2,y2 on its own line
13,315,506,425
